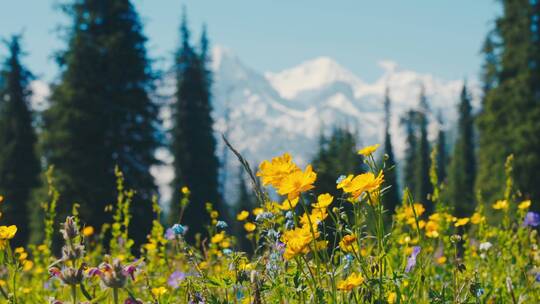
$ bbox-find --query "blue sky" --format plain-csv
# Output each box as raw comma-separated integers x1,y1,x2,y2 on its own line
0,1,499,82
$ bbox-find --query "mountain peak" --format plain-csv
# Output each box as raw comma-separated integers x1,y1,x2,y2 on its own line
265,56,363,99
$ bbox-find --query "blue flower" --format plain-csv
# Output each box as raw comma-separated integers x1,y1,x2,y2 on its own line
285,211,294,219
336,175,346,184
256,212,274,222
523,212,540,227
172,224,187,235
216,221,228,229
167,270,186,289
405,246,421,273
223,248,233,255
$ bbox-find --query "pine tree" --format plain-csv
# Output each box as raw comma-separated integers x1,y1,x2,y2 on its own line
37,0,159,246
382,88,400,214
234,167,254,252
449,84,476,217
477,0,540,206
436,111,448,183
415,87,433,212
170,11,220,242
401,110,418,197
0,36,40,246
311,127,364,198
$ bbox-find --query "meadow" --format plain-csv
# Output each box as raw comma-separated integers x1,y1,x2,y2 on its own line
0,144,537,304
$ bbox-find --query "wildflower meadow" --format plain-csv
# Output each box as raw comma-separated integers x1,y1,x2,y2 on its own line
0,144,538,304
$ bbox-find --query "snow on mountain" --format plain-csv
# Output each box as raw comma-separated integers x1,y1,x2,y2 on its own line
209,46,480,203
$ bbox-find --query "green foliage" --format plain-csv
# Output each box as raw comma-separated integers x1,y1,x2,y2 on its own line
311,127,364,197
382,88,400,214
37,0,159,246
449,84,476,217
477,0,540,208
170,11,221,242
0,35,40,246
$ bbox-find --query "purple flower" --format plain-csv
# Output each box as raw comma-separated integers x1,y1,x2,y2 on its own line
167,270,186,289
164,228,175,240
405,246,421,273
124,299,143,304
523,212,540,227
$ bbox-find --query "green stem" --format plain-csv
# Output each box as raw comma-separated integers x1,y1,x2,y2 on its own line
71,284,77,304
113,287,119,304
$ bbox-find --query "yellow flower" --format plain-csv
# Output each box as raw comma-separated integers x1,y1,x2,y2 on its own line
151,287,168,297
252,208,264,216
299,208,328,228
210,210,219,219
436,256,447,265
454,218,470,227
518,200,531,210
312,193,333,209
22,260,33,271
181,186,190,194
256,153,299,187
387,292,397,304
211,231,225,244
244,222,256,233
336,174,354,190
425,221,439,238
220,240,231,248
357,144,380,157
492,199,508,210
277,165,317,200
277,197,299,211
236,210,249,221
281,225,319,260
397,203,425,222
339,234,358,253
470,212,484,224
337,272,364,291
342,171,384,200
82,226,94,237
0,196,3,203
0,225,17,239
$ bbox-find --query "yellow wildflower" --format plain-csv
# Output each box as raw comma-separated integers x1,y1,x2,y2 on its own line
236,210,249,221
0,225,17,250
454,218,470,227
387,292,397,304
336,174,354,190
22,260,33,271
277,197,299,211
82,226,94,237
256,153,299,187
337,272,364,291
181,186,190,194
425,221,439,238
470,212,485,224
220,239,231,248
299,208,328,228
253,208,264,216
342,171,384,199
436,256,447,265
518,200,531,210
312,193,333,209
492,199,508,210
211,231,225,244
244,222,256,233
210,210,219,219
357,143,380,157
151,287,168,297
282,225,319,260
277,165,317,200
339,234,358,253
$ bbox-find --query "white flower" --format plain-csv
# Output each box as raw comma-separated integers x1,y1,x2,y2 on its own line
479,242,492,251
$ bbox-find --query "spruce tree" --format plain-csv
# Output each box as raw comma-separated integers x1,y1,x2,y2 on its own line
436,111,448,183
401,110,418,197
449,84,476,217
38,0,159,246
415,87,433,212
170,11,220,242
381,88,400,214
0,36,40,246
477,0,540,206
311,127,364,198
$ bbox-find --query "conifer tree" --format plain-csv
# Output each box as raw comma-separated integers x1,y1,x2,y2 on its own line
0,36,40,246
401,110,418,197
37,0,159,245
381,88,400,214
170,11,220,242
311,127,364,197
234,168,254,252
436,111,448,183
449,84,476,217
415,87,433,212
477,0,540,205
